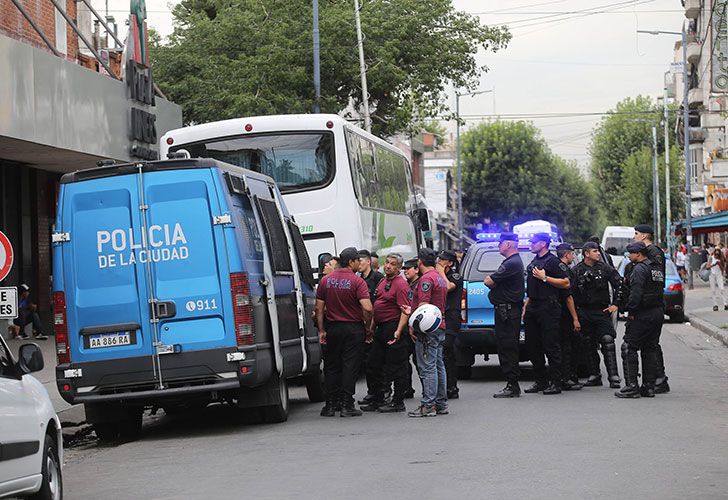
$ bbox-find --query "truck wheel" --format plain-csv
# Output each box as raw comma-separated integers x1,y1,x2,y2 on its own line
261,374,289,423
93,422,119,443
118,409,143,441
669,312,685,323
456,365,472,380
304,368,325,403
29,433,62,500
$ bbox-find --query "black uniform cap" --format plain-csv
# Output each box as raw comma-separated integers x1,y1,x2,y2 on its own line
499,232,519,242
403,258,418,269
340,247,360,264
626,242,648,254
582,241,600,251
437,249,458,262
634,224,654,235
556,243,574,252
418,247,437,266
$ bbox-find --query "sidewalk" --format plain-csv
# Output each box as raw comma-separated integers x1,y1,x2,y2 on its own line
684,277,728,347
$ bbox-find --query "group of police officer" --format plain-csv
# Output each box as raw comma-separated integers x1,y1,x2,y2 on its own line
486,224,670,399
314,223,670,418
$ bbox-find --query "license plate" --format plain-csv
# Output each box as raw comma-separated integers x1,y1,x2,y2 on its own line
88,332,132,348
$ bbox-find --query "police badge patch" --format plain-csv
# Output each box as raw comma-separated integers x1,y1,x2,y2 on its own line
559,263,569,272
421,281,432,292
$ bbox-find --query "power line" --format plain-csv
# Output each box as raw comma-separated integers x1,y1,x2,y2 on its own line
483,0,657,28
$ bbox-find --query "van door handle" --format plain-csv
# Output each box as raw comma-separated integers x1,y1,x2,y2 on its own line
152,300,177,319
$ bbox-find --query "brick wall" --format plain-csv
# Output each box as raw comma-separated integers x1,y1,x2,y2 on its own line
0,0,79,61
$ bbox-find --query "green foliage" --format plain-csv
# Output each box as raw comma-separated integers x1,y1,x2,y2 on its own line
462,121,598,242
150,0,510,136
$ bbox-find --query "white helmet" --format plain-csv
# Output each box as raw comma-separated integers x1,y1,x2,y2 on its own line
408,304,443,334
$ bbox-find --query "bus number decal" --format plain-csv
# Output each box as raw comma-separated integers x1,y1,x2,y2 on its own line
186,299,218,312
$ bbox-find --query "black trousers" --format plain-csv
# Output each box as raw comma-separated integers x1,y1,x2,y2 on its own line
367,321,410,402
623,306,663,387
578,307,617,377
324,322,365,405
443,332,458,391
559,314,580,382
495,303,522,383
524,299,562,384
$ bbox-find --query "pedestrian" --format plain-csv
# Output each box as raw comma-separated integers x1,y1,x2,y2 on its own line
616,242,664,399
402,258,420,399
371,252,381,274
484,232,525,398
706,247,728,311
315,247,373,417
360,253,411,413
522,233,570,395
572,241,623,389
555,243,583,391
357,249,385,406
10,284,48,340
675,246,687,282
437,249,463,399
630,224,670,394
322,256,340,277
407,248,448,417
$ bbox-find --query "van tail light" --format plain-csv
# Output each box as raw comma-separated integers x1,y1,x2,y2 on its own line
230,272,255,346
461,287,468,324
668,283,683,292
53,292,70,364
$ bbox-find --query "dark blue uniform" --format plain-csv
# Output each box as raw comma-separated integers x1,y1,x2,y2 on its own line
489,253,525,385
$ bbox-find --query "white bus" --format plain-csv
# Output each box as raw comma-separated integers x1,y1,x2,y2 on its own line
159,114,424,272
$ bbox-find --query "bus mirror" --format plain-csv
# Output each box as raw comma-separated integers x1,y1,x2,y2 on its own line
413,208,430,231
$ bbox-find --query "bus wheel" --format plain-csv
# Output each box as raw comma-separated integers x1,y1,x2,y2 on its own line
261,374,289,423
304,368,325,403
93,422,119,443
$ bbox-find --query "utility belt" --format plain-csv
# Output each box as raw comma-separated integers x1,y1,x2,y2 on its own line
495,302,523,321
528,296,560,305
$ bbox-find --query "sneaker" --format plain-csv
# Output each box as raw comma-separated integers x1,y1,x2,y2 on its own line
583,376,603,387
20,334,30,340
542,383,562,395
377,401,406,413
340,405,363,417
360,402,383,412
639,386,655,398
562,379,583,391
524,382,548,394
407,405,436,418
357,394,377,405
654,378,670,394
320,404,336,417
403,388,416,400
34,334,48,340
447,389,459,399
435,405,449,415
615,385,640,399
493,382,521,398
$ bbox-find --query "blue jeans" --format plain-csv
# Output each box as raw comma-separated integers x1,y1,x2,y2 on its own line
415,328,447,408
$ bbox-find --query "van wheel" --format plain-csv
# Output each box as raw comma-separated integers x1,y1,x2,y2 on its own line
261,374,289,423
93,422,119,443
118,409,143,441
456,365,472,380
304,368,325,403
28,434,62,500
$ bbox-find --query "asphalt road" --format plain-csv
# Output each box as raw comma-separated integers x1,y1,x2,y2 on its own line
62,320,728,500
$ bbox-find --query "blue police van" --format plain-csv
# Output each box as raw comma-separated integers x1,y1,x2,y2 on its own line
52,158,323,441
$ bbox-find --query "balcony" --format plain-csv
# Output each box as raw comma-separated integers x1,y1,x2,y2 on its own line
687,41,701,65
684,0,700,19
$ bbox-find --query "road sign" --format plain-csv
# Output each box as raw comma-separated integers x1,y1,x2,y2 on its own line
670,62,683,74
0,230,13,282
0,287,17,319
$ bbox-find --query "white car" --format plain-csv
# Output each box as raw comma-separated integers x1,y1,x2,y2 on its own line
0,334,63,499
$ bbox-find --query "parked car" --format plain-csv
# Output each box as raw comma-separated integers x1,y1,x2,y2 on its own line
0,334,63,499
617,254,685,323
53,158,324,442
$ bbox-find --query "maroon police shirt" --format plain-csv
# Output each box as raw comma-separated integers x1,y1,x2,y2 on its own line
316,268,370,323
373,275,410,324
411,269,448,329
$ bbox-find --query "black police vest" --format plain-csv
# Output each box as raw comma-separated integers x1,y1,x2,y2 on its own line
574,263,610,307
639,261,664,308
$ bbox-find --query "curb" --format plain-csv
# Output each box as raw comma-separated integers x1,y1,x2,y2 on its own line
687,315,728,348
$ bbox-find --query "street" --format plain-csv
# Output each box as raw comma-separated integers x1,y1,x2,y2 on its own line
59,318,728,499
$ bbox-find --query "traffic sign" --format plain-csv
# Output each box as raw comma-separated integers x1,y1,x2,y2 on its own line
0,287,17,319
0,230,13,282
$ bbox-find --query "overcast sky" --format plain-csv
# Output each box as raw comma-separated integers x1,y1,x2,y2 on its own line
98,0,685,172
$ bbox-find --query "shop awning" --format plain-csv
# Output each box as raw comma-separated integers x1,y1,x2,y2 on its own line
675,211,728,235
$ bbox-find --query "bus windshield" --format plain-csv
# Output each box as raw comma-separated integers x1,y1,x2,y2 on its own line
173,132,335,193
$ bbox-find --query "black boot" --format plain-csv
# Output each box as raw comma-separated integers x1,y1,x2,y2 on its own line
542,382,562,395
584,339,602,386
654,377,670,394
583,376,603,387
601,336,621,389
615,344,640,399
320,399,337,417
524,381,549,394
340,402,363,417
447,388,460,399
654,345,670,394
377,400,406,413
493,381,521,398
561,379,583,391
640,349,658,398
360,398,384,412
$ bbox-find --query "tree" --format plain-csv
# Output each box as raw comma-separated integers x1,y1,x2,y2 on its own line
462,121,598,242
150,0,510,137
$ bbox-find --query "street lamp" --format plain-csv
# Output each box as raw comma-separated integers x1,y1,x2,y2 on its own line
456,88,494,248
638,28,693,289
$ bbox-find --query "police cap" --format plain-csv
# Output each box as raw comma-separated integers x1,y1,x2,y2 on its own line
530,232,551,244
556,243,574,252
626,242,647,254
418,247,437,266
437,249,457,263
582,241,600,251
340,247,360,265
499,232,519,242
634,224,654,235
403,258,418,270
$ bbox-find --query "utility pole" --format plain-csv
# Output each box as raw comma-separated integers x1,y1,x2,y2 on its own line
353,0,371,132
652,125,660,240
312,0,321,113
663,85,672,254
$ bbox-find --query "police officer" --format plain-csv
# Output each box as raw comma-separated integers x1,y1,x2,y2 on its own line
523,233,570,395
616,242,664,399
315,247,373,417
631,224,670,394
403,258,420,399
437,249,464,399
358,249,386,406
572,241,623,389
484,232,525,398
555,243,583,391
361,253,412,413
587,235,615,268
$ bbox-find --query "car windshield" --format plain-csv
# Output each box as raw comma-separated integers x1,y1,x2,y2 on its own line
173,132,335,193
604,237,633,255
465,249,535,282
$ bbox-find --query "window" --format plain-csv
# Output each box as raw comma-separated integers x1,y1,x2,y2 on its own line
465,249,533,282
176,133,334,193
345,130,410,213
690,146,702,184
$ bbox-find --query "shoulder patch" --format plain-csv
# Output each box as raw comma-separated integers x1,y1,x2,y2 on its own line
496,265,505,274
452,273,461,281
408,290,414,300
559,263,569,272
421,281,432,292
